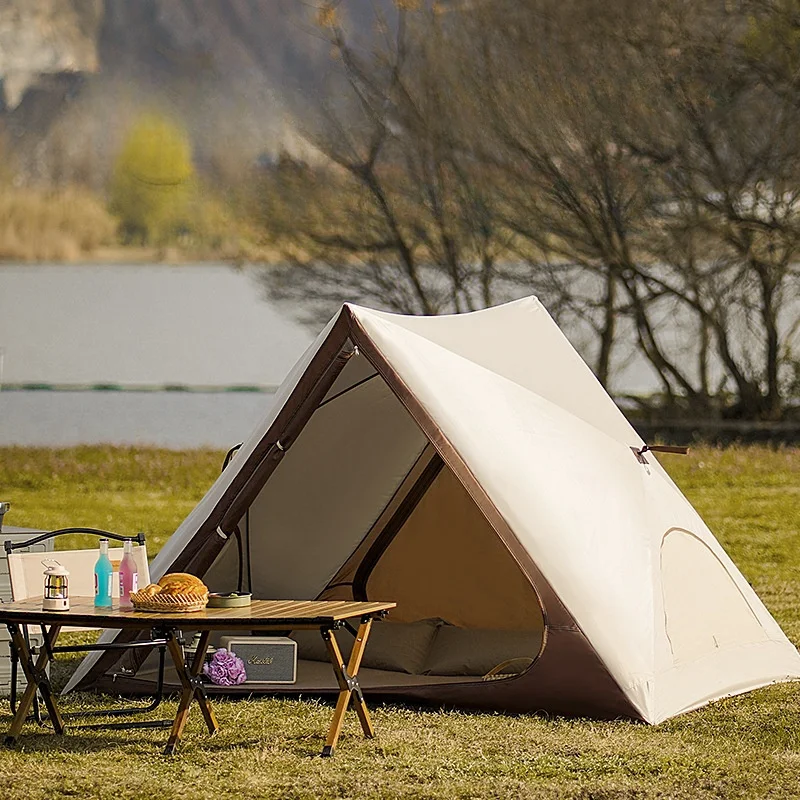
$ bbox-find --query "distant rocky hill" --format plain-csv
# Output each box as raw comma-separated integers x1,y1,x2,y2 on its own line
0,0,102,110
0,0,374,184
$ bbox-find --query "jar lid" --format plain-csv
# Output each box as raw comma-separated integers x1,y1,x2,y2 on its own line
41,559,69,576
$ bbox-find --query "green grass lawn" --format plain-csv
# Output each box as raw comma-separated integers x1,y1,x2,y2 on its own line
0,444,798,799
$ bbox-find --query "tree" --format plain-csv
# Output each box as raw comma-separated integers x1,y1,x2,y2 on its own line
109,112,195,244
458,0,800,416
610,0,800,417
260,0,800,418
258,2,529,323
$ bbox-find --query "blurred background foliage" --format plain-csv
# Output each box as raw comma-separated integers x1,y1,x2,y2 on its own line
1,0,799,420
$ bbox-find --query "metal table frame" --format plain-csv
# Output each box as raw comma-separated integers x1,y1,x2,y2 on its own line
0,598,395,756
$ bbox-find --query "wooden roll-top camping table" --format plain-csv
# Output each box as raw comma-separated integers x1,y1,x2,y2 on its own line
0,598,395,756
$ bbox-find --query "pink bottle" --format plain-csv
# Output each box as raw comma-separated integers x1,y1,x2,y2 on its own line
119,539,139,609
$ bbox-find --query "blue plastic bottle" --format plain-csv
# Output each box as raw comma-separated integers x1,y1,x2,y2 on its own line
94,538,113,608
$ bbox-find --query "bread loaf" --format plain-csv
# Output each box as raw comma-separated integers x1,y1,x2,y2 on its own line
157,572,208,596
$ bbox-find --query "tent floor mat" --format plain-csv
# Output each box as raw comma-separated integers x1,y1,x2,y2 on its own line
83,657,485,699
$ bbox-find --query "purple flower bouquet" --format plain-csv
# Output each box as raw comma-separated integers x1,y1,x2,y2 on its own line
203,648,247,686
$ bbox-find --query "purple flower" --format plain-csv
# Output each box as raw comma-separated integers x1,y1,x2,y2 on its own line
203,648,247,686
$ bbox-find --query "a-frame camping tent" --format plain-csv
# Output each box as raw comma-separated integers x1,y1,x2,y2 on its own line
67,297,800,723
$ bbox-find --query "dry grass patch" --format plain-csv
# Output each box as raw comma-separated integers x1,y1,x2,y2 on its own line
0,187,117,262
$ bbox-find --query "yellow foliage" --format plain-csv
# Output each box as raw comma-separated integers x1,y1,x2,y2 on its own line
743,0,800,76
109,112,195,244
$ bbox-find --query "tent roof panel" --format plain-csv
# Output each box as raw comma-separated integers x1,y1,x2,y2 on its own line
350,298,641,445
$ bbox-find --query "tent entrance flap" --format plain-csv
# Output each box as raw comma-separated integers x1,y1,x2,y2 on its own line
206,366,430,602
352,454,445,602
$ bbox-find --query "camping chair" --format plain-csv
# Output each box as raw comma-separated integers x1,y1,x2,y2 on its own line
4,528,169,730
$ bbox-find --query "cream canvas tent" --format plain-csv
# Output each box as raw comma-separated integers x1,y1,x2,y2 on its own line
68,297,800,723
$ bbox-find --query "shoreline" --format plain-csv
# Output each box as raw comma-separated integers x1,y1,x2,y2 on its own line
0,245,284,267
0,247,235,266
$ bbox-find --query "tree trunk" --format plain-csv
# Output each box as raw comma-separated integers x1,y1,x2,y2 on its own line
595,270,617,387
757,268,782,419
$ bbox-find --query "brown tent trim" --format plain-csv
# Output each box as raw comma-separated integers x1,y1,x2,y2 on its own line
368,626,643,719
75,315,356,688
174,314,356,577
92,625,638,721
217,349,358,536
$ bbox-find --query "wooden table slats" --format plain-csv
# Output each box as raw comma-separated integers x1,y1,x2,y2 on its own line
0,598,394,628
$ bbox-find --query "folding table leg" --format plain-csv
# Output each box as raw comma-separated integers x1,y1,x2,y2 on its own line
163,629,218,756
346,619,375,739
5,624,63,745
321,617,374,757
188,631,217,735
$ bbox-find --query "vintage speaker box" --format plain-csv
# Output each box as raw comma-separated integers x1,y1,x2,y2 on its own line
219,636,297,684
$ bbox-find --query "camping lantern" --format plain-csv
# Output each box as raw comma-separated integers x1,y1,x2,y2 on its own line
42,560,69,611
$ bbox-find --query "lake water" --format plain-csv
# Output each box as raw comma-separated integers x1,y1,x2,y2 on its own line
0,262,674,448
0,263,313,448
0,390,276,449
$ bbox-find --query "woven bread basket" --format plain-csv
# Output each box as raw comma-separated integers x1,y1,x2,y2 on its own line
130,591,209,613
